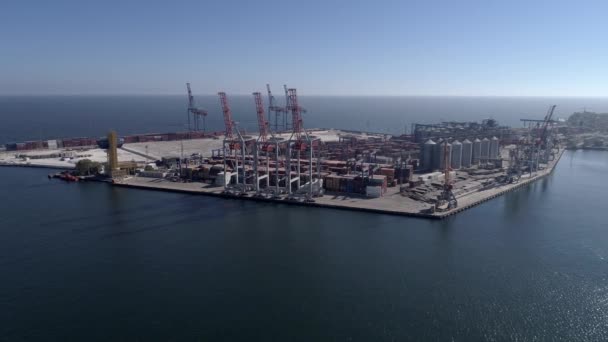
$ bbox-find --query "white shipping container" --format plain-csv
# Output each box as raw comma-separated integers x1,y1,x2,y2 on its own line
215,172,233,186
366,185,383,198
296,179,323,194
138,171,167,178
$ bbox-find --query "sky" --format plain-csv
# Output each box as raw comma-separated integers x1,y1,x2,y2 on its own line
1,0,608,96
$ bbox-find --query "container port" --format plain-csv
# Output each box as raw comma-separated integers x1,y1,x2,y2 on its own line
0,84,570,218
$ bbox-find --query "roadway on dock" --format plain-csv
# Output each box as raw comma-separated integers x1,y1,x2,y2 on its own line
115,149,564,219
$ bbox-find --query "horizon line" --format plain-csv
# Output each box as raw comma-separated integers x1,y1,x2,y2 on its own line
2,93,608,98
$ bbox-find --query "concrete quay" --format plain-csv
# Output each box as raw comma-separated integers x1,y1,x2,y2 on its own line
113,149,565,220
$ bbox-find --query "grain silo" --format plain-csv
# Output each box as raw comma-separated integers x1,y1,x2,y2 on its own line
451,140,462,170
438,142,452,170
422,139,436,171
472,138,481,164
432,138,443,170
480,138,490,163
462,139,472,168
490,136,500,159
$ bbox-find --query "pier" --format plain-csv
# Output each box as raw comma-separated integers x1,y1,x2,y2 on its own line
113,148,565,220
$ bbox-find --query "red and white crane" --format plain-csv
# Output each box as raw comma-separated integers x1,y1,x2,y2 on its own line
186,83,208,132
283,84,291,131
253,92,270,142
218,91,247,193
218,92,235,140
287,88,305,143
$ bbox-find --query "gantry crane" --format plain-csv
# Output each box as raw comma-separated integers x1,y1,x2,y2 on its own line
254,92,270,142
287,88,305,143
283,84,291,130
285,88,321,201
282,84,306,131
253,92,278,197
186,83,208,132
539,105,557,162
218,92,248,194
436,139,457,211
520,104,558,169
266,84,287,132
540,105,556,144
218,92,235,140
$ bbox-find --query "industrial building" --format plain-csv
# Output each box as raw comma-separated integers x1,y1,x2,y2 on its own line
1,83,563,216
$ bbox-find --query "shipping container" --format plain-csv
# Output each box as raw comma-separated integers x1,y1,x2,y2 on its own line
138,171,167,178
379,167,395,175
366,185,383,198
122,136,137,144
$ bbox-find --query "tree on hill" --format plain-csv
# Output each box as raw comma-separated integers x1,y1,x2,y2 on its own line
568,112,608,130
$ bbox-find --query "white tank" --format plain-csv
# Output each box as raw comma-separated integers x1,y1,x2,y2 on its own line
480,138,490,163
422,139,436,171
451,140,462,169
490,136,500,159
432,138,443,170
462,139,472,168
472,138,481,164
438,142,452,170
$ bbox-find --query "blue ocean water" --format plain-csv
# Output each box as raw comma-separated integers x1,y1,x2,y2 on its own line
1,96,608,340
2,95,608,144
0,151,607,340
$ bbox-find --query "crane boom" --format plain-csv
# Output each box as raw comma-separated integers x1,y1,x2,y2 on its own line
540,105,556,144
253,92,269,142
186,83,208,131
187,83,194,109
266,84,275,108
288,88,304,139
283,84,290,109
218,92,234,139
444,140,450,186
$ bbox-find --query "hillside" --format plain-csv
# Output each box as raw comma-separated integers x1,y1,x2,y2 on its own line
568,111,608,130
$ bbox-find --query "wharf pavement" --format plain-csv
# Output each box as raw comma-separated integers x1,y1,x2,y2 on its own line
113,148,565,220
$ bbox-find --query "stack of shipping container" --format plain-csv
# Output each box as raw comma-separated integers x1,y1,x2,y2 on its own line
323,175,368,194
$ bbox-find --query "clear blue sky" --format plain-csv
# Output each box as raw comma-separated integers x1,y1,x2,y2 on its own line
1,0,607,96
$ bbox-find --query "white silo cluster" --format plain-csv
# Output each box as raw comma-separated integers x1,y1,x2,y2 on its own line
472,138,481,164
432,139,442,170
451,140,462,169
480,138,490,163
489,136,500,159
423,136,500,171
438,142,452,170
462,139,472,168
422,139,436,171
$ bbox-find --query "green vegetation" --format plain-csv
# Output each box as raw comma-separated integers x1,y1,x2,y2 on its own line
75,159,102,176
568,112,608,130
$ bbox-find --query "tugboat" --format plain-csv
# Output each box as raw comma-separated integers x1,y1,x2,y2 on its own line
62,172,79,182
50,171,79,182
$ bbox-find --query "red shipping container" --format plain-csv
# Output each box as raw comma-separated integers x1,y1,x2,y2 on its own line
123,136,137,143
